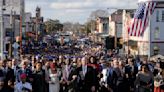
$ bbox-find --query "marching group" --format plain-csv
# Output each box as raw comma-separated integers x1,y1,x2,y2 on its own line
0,46,164,92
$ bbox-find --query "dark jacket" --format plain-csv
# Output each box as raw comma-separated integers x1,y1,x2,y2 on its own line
107,68,116,88
32,69,45,92
77,66,98,92
0,69,4,77
67,66,78,91
0,86,14,92
4,67,15,87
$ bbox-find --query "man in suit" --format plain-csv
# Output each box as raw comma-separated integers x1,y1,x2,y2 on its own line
0,77,13,92
77,57,97,92
67,61,78,92
32,62,46,92
1,60,15,88
11,59,20,76
107,62,115,91
125,58,136,92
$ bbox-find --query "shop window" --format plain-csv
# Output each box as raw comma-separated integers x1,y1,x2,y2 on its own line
156,10,160,22
162,10,164,22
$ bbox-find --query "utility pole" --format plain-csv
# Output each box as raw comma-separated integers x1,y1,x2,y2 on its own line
0,6,3,60
0,0,5,60
9,10,13,58
9,10,16,58
20,15,22,55
36,17,38,41
115,21,117,49
19,0,25,55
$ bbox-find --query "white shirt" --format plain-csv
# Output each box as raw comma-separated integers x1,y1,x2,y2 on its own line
101,68,108,83
82,65,87,76
15,82,32,92
3,67,8,74
12,66,17,76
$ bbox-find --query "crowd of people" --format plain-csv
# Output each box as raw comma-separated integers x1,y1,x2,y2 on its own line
1,41,164,92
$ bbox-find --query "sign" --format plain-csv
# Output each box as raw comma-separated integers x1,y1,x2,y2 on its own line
3,51,8,55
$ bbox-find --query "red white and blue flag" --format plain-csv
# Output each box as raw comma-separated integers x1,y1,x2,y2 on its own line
128,2,156,37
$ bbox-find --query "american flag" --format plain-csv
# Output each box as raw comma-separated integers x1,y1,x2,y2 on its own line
128,2,156,37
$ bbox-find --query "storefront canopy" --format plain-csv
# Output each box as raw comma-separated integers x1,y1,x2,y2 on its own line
150,54,164,61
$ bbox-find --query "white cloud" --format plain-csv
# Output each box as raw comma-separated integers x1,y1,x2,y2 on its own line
50,2,94,9
26,0,138,23
65,9,89,13
50,0,137,10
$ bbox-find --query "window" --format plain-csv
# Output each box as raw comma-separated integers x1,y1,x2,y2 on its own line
156,10,160,22
154,27,160,40
162,10,164,22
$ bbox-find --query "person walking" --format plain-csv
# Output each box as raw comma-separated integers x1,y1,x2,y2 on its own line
77,57,97,92
154,70,164,92
135,64,154,92
32,62,45,92
15,73,32,92
0,77,14,92
49,62,60,92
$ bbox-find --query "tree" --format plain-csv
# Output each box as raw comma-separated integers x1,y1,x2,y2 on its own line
63,22,85,35
44,19,63,33
89,9,109,21
84,9,109,34
84,21,92,34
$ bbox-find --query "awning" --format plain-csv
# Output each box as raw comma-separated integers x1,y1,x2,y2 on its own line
96,33,109,38
124,40,137,46
150,54,164,61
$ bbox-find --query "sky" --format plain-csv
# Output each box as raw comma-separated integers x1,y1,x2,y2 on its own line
25,0,138,24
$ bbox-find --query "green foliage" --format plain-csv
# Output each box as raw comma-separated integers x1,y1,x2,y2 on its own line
44,19,63,33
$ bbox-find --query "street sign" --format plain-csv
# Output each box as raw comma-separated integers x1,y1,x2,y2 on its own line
3,51,8,55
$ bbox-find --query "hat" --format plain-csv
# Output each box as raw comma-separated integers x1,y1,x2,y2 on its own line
20,74,27,79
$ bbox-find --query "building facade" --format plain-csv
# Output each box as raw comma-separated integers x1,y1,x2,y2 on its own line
96,17,109,34
127,1,164,56
0,0,25,58
122,9,136,55
109,10,123,38
94,17,109,42
109,10,123,49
